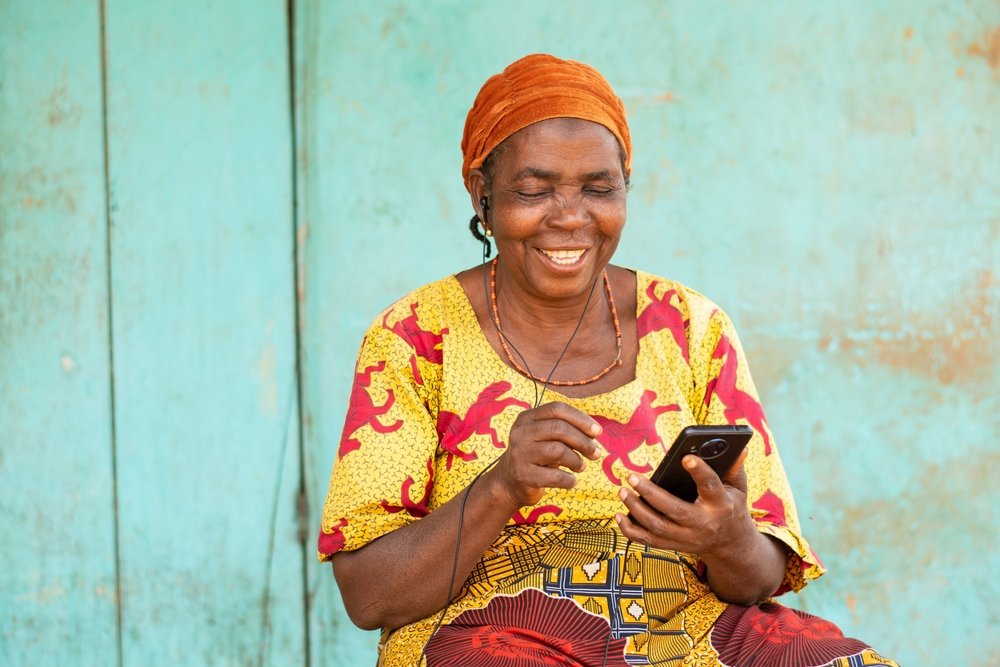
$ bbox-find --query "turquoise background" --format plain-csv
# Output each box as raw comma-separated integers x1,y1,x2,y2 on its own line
2,1,997,665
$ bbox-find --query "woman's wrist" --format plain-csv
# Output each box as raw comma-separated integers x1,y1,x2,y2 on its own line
481,463,531,517
702,524,788,605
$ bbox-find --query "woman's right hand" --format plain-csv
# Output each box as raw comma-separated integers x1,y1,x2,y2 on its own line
332,400,603,630
491,401,603,507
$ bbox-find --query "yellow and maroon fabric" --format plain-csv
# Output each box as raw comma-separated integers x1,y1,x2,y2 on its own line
318,271,896,667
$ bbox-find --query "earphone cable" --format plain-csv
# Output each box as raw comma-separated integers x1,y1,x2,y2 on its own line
420,238,607,664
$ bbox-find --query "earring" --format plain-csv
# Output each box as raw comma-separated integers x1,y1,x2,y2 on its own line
485,227,493,238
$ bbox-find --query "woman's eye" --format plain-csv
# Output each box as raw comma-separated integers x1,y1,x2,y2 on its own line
517,191,549,199
585,187,615,196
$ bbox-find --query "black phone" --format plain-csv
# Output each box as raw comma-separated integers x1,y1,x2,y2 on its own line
643,424,753,503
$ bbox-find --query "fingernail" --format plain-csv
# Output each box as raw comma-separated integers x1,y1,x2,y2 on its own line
590,422,601,436
627,474,639,487
590,439,602,459
618,488,628,501
614,514,623,525
684,457,697,470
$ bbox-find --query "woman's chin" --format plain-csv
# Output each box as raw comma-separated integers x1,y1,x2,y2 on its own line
529,265,604,301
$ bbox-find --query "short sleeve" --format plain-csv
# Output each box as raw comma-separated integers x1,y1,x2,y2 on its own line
691,305,826,595
317,309,442,562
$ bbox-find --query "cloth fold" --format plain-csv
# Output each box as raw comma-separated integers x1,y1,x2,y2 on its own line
461,53,632,189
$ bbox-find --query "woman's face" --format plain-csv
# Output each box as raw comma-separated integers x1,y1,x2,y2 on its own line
474,118,628,303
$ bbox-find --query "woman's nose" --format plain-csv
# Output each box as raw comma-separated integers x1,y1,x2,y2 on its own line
548,192,589,229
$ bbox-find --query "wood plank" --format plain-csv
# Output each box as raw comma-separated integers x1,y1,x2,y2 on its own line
0,1,119,664
102,1,304,663
294,1,381,662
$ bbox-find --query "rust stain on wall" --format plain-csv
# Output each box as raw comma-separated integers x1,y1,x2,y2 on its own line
819,270,996,386
967,28,1000,70
813,446,999,629
296,222,309,308
744,335,808,396
45,83,83,127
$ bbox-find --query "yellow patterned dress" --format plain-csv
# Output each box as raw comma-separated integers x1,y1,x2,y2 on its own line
319,271,897,667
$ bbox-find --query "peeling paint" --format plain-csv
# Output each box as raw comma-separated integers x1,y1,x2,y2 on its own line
60,355,77,373
257,343,278,417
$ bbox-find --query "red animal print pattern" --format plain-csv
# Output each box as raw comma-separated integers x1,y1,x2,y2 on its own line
704,334,774,455
337,361,404,459
436,381,531,469
592,390,680,485
382,301,448,364
752,490,788,527
381,458,434,518
511,505,563,524
317,518,347,556
637,280,690,363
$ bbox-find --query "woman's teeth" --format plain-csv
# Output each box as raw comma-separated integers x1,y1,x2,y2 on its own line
540,249,585,265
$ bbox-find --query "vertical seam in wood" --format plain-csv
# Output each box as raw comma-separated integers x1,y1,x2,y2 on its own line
286,0,312,664
98,0,123,665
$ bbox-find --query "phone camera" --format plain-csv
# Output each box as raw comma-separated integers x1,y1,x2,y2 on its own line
698,438,729,460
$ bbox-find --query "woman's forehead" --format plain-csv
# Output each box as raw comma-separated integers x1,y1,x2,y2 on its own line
496,119,625,179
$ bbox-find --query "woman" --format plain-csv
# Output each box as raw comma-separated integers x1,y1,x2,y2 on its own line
319,54,896,667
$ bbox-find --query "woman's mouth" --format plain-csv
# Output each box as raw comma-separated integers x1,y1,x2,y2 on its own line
537,248,587,266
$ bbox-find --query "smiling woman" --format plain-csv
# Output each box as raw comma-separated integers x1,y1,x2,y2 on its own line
317,54,898,667
466,118,631,390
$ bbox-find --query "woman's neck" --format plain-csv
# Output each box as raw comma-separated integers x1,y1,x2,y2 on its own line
492,264,610,350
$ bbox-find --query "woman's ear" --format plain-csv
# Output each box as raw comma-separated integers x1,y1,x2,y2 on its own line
467,168,488,220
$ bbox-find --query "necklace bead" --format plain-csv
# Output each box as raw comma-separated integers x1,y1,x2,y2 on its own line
489,257,623,387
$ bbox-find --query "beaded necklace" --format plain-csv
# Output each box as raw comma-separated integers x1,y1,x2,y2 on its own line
489,257,623,387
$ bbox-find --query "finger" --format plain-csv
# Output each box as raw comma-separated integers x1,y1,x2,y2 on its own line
624,472,696,521
721,449,749,493
613,509,678,551
532,466,578,490
618,487,669,534
531,417,601,461
533,401,603,439
613,511,657,546
531,440,588,473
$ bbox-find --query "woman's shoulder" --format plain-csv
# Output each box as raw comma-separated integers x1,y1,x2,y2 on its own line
362,274,465,343
374,275,460,317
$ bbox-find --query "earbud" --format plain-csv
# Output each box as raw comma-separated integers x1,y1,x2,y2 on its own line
479,196,489,223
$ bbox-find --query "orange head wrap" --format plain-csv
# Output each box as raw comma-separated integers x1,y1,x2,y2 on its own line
461,53,632,191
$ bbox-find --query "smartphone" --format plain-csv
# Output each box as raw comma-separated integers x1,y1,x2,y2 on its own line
643,424,753,503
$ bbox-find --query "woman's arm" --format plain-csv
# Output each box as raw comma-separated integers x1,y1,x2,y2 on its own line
332,463,519,630
333,402,603,630
614,452,788,606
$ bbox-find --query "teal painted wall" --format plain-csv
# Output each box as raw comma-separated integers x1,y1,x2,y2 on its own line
3,1,997,665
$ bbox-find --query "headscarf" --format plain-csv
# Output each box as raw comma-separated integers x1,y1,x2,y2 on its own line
461,53,632,190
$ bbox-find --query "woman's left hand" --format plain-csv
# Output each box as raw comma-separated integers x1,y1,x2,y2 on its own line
614,449,789,605
614,450,757,560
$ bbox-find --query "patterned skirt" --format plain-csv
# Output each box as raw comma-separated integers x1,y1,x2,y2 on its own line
379,520,897,667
